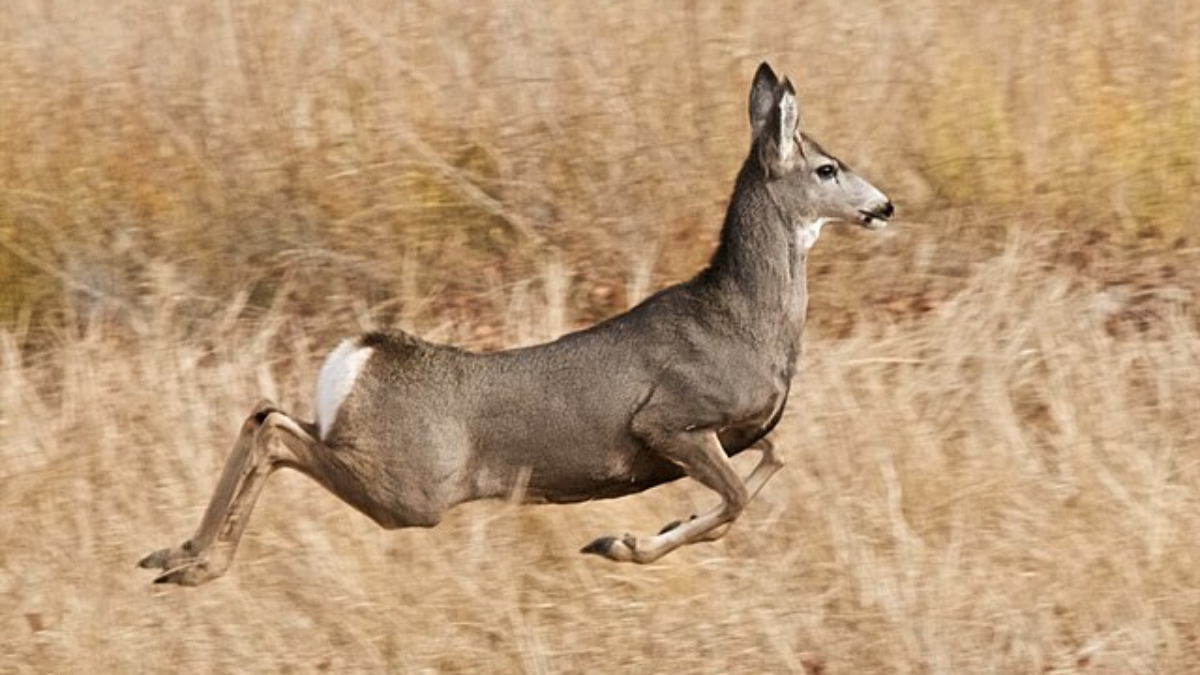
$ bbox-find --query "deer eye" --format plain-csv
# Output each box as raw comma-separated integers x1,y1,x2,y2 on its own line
816,164,838,180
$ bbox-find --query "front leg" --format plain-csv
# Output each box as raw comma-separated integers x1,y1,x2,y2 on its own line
582,430,750,564
656,438,783,542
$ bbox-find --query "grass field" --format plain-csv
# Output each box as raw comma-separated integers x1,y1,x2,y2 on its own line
2,1,1198,673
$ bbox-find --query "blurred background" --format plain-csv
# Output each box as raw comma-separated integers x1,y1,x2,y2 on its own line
1,1,1197,673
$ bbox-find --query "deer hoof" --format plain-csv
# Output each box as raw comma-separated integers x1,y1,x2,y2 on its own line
138,541,193,571
153,560,212,586
138,541,221,586
581,533,639,562
581,536,618,556
137,548,173,570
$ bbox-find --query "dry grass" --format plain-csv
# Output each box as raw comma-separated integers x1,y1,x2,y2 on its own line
2,230,1198,674
1,1,1199,673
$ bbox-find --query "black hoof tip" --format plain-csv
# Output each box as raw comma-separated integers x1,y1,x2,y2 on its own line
581,536,617,556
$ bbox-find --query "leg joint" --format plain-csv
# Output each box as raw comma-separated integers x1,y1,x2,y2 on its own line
250,398,280,424
723,480,751,516
255,411,318,466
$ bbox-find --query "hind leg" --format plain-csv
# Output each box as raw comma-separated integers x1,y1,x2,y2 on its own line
138,400,325,586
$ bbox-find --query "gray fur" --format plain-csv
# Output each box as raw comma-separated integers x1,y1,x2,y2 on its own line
139,62,893,584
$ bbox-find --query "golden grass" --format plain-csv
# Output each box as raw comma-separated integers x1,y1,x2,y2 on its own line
1,1,1199,673
2,228,1198,673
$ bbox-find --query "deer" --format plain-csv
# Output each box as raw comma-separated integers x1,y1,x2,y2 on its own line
139,62,893,585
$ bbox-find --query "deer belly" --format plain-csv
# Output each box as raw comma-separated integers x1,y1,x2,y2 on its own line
514,442,685,504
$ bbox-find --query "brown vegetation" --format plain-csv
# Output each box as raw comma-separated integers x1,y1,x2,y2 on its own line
1,1,1197,672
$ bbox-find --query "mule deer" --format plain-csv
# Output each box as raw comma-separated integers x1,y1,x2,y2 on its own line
139,63,893,585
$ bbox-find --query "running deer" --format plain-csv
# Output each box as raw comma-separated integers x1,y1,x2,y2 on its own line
139,63,893,585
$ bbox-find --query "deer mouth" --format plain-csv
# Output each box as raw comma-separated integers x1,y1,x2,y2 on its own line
859,211,888,229
858,204,894,229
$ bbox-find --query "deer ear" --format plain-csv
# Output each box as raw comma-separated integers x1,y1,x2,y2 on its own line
774,78,800,162
749,62,780,137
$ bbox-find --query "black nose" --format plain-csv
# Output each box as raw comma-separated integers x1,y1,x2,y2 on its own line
880,201,895,219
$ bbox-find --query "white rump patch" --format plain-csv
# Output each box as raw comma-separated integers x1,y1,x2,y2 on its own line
796,218,829,251
314,339,373,440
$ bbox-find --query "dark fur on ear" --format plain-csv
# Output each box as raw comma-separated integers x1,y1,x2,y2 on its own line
754,75,801,177
749,62,780,138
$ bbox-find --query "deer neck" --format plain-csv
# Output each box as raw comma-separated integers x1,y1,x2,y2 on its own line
702,167,811,348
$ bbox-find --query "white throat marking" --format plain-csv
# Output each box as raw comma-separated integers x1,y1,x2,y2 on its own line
796,218,829,251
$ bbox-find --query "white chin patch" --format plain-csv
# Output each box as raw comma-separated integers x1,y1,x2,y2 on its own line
796,218,828,251
314,339,373,441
